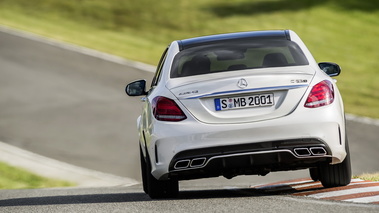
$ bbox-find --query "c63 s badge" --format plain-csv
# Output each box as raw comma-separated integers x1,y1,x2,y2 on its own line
291,79,308,83
179,90,199,96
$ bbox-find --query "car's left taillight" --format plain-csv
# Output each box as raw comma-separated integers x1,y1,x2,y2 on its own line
304,80,334,108
152,96,187,121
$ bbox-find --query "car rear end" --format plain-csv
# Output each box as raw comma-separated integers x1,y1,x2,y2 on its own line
148,30,347,182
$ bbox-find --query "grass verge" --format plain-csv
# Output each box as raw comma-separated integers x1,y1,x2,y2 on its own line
0,161,74,189
355,173,379,182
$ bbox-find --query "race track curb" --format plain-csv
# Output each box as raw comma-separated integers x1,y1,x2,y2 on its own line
252,178,379,205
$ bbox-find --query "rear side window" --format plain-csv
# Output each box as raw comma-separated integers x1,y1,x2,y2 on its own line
170,39,309,78
151,47,168,88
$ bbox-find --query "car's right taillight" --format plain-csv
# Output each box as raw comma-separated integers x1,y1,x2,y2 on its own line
152,96,187,121
304,80,334,108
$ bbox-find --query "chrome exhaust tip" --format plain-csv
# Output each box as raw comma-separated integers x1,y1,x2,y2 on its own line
190,157,206,167
174,159,190,169
310,147,327,156
294,148,311,156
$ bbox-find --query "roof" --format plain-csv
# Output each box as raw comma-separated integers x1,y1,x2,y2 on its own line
177,30,291,51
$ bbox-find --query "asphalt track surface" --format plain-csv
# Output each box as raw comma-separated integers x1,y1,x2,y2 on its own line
1,27,378,212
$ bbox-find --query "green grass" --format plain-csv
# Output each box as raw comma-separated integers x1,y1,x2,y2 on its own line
354,173,379,182
0,161,74,189
0,0,379,118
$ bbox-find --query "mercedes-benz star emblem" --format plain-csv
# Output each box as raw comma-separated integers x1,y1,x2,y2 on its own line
237,78,248,89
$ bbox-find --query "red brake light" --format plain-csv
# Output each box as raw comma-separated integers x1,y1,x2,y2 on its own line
152,96,187,121
304,80,334,108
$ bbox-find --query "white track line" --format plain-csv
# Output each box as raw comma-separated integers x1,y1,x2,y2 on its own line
344,195,379,203
345,114,379,127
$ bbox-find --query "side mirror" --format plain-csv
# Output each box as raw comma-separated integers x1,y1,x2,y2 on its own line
125,80,147,96
318,62,341,77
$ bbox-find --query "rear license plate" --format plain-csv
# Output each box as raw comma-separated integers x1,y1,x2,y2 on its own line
214,93,274,111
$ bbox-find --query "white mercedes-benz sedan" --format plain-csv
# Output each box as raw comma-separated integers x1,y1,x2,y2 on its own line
126,30,351,198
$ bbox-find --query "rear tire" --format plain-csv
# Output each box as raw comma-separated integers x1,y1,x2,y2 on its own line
309,168,319,181
319,138,352,188
145,152,179,199
140,147,148,194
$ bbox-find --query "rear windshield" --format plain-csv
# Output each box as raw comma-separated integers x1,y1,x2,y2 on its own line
170,39,309,78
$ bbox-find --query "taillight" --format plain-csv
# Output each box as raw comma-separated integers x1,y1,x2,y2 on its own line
152,96,187,121
304,80,334,108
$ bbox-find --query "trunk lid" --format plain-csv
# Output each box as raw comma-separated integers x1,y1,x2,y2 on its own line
168,67,314,124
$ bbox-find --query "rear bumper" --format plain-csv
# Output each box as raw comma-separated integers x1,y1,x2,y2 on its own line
169,144,332,181
169,138,331,169
147,105,346,180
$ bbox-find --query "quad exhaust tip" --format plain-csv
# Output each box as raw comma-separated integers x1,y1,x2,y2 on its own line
190,157,206,167
174,160,190,169
294,148,311,156
294,147,327,156
310,147,327,155
174,158,207,170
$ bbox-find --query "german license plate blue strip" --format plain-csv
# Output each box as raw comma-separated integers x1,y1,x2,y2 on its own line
214,98,222,111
